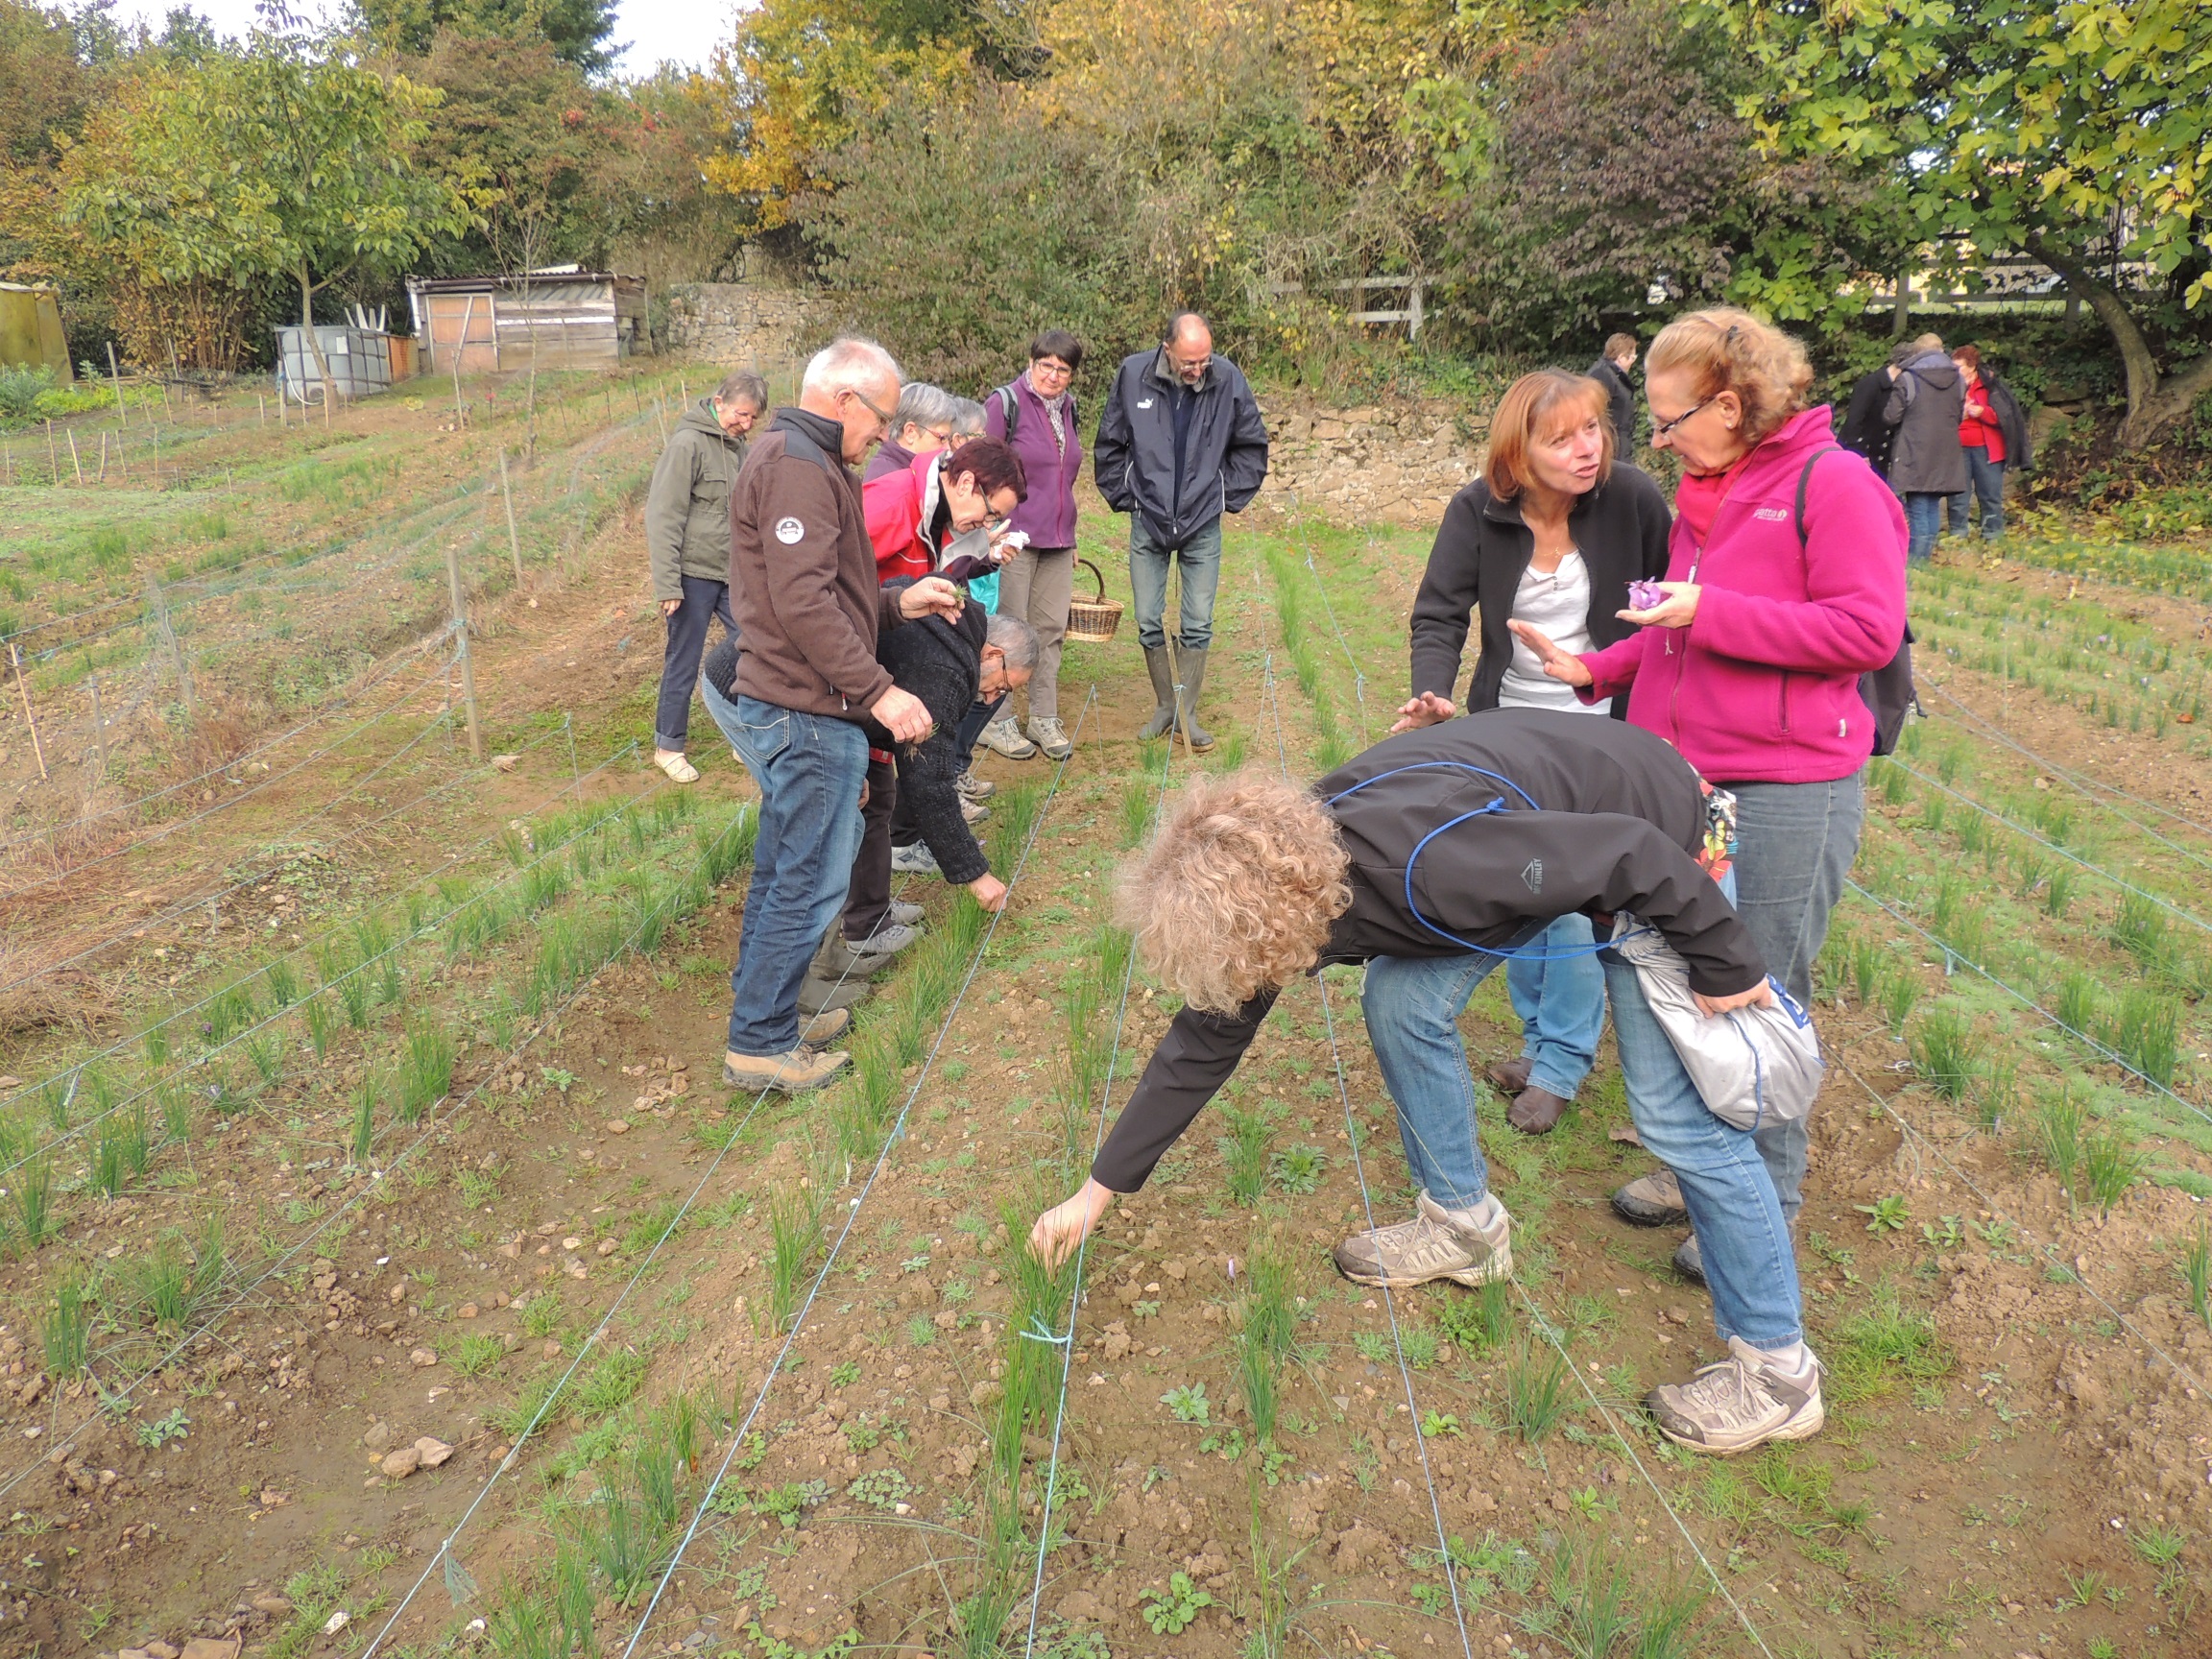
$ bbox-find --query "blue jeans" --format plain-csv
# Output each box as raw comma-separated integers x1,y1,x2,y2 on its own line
655,575,736,752
1505,914,1605,1100
1600,953,1804,1349
1362,936,1803,1349
705,682,868,1056
1902,493,1944,563
1719,773,1863,1223
1946,448,2005,540
1129,516,1224,650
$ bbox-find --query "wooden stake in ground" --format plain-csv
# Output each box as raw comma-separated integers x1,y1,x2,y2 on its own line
499,447,524,587
107,342,126,426
146,577,194,719
9,643,49,782
46,419,59,484
66,429,83,487
115,434,126,482
88,676,108,776
445,541,485,762
98,432,108,483
257,393,266,425
452,296,476,427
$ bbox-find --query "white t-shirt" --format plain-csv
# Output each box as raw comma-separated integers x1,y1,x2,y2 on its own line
1498,550,1605,713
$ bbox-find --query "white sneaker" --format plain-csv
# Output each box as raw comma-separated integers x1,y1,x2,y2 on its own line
654,750,700,783
979,718,1037,760
1333,1192,1514,1288
891,842,941,876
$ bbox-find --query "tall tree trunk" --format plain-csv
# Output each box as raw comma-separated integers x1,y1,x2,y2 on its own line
298,268,341,409
2025,231,2212,448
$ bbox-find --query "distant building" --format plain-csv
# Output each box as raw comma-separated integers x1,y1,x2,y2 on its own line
0,283,72,379
405,268,652,373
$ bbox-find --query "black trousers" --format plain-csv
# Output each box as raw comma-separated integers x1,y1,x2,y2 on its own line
654,574,736,752
841,755,899,943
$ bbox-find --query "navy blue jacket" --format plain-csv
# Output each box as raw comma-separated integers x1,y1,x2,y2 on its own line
1093,347,1270,551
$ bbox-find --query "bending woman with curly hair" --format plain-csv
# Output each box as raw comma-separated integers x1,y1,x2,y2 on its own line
1028,709,1827,1456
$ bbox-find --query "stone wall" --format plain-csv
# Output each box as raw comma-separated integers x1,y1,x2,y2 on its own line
662,281,823,370
1257,396,1487,527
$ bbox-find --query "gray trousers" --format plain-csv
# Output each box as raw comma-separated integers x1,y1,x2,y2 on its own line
996,544,1073,722
1716,769,1865,1224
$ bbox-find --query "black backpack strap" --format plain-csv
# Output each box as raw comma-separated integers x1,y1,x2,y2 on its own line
1792,445,1840,549
995,384,1020,442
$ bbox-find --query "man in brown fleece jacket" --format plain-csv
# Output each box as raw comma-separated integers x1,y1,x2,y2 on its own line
721,337,963,1094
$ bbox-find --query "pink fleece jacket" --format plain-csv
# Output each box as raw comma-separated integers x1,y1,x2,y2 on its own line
1577,406,1907,784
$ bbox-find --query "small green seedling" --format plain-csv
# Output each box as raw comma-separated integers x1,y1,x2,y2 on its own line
1857,1194,1910,1234
135,1407,190,1448
830,1359,861,1387
1421,1410,1462,1437
1161,1382,1211,1425
1141,1573,1214,1636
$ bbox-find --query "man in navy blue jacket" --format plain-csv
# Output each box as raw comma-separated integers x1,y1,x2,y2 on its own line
1094,312,1269,751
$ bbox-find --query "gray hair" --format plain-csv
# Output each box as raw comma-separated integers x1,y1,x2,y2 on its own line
801,336,902,399
950,397,986,439
986,613,1040,673
893,382,959,434
715,369,768,410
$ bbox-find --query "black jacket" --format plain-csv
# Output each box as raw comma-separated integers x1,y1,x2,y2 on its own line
1091,710,1767,1191
1093,347,1270,551
1883,352,1967,494
1838,370,1898,477
1588,357,1637,454
868,589,990,885
1978,373,2033,473
1407,467,1671,718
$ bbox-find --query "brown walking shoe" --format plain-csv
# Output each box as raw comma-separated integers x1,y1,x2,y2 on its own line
1484,1056,1533,1096
722,1046,849,1094
1647,1337,1825,1455
1611,1166,1690,1227
1333,1193,1514,1288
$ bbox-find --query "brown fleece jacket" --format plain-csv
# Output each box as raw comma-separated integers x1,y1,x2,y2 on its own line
728,407,903,718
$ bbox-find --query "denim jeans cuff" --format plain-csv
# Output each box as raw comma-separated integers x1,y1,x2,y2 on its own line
1524,1066,1584,1103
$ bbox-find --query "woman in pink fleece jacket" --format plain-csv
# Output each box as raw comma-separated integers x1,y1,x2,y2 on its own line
1512,308,1907,1277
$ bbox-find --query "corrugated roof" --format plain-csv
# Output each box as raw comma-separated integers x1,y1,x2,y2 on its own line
405,272,642,292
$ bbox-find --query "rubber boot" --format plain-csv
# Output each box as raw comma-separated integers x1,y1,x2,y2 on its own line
1140,646,1177,740
1174,645,1215,751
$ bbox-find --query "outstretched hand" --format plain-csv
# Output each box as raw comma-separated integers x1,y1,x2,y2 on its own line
1029,1178,1116,1268
1505,620,1595,688
1389,690,1455,733
1617,582,1700,630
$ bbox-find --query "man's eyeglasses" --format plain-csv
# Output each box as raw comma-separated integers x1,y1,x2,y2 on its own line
1649,393,1718,442
843,387,897,429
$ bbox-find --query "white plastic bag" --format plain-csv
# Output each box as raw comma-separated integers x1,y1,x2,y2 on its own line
1607,918,1823,1132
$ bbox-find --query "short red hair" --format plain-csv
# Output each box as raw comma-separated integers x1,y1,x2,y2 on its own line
1483,371,1615,501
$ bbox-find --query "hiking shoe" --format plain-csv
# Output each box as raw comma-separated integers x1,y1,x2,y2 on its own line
1333,1192,1514,1288
1485,1056,1533,1096
1612,1166,1689,1227
886,900,926,927
960,798,991,825
854,921,919,956
654,750,700,783
892,842,941,876
980,717,1037,760
723,1046,850,1094
1673,1233,1706,1286
799,1006,851,1047
1028,717,1073,760
957,770,995,801
797,972,871,1018
812,928,912,981
1646,1336,1825,1455
1506,1085,1571,1136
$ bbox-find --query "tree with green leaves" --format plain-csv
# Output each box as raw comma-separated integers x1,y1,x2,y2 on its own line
355,0,618,73
56,33,481,387
1712,0,2212,447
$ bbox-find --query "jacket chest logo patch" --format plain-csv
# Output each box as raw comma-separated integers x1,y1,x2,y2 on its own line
1136,398,1155,410
1521,858,1544,893
774,517,805,544
1751,506,1790,521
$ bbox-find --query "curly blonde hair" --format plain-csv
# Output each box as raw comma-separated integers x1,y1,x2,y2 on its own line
1115,773,1352,1014
1646,307,1814,445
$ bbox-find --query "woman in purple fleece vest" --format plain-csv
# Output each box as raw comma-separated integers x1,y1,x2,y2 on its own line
1512,307,1908,1276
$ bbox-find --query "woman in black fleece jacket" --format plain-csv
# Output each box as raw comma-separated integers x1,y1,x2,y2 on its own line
702,596,1034,910
1028,710,1829,1457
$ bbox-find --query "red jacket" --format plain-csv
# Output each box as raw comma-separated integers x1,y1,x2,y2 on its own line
1958,373,2007,462
1575,405,1907,784
861,450,946,584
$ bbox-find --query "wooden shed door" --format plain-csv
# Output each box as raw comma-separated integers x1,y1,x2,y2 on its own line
424,294,499,373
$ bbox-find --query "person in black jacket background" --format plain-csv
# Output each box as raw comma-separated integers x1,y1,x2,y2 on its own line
1588,332,1639,454
1026,710,1826,1456
1093,312,1270,751
1394,370,1671,1138
1836,343,1914,479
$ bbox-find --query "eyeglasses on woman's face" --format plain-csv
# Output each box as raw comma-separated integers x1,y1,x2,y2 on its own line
1031,357,1074,382
1648,393,1718,444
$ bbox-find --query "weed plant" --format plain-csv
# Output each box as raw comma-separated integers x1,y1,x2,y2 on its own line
1502,1337,1569,1442
1218,1106,1272,1205
1436,1280,1516,1356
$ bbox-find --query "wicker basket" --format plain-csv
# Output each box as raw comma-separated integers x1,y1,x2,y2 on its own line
1063,558,1123,644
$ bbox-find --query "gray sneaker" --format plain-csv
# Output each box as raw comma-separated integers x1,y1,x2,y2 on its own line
891,842,941,876
1647,1336,1825,1455
1028,717,1073,761
956,770,995,801
1333,1192,1513,1288
886,899,926,927
854,921,919,956
979,717,1037,760
1611,1166,1689,1227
